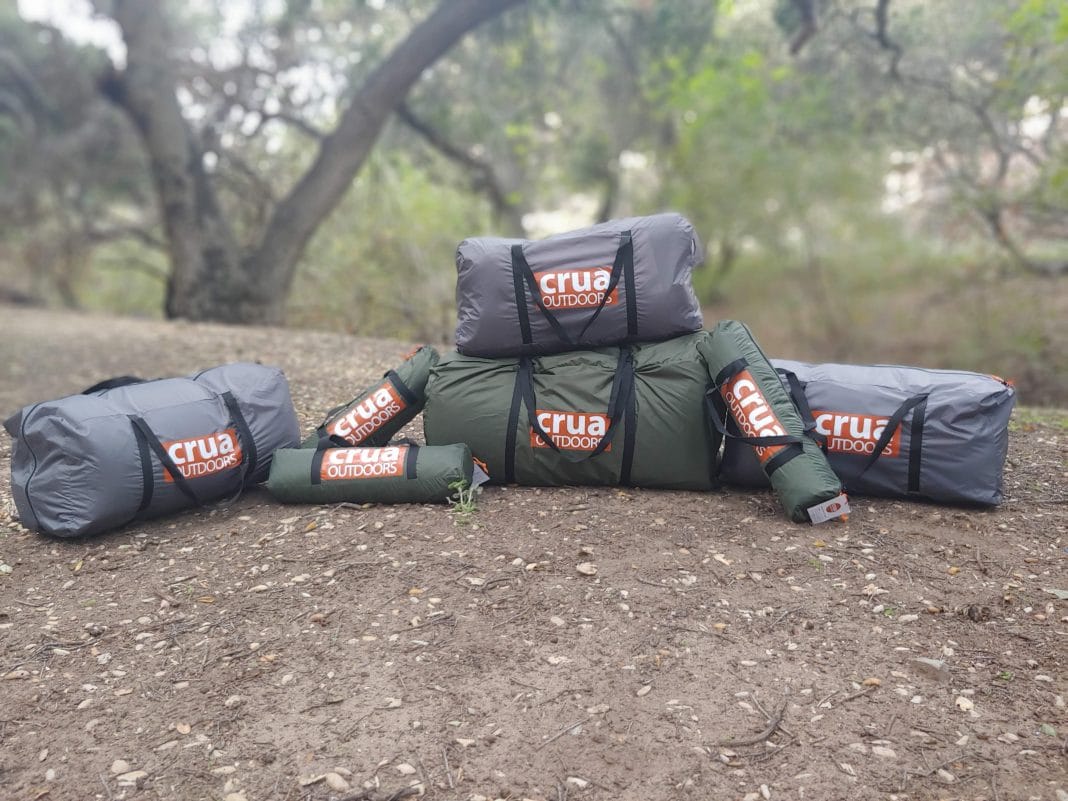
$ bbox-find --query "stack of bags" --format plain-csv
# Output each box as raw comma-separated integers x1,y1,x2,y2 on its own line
4,213,1017,539
422,213,848,523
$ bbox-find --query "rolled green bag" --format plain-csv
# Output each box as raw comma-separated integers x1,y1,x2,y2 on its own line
301,345,439,448
698,321,846,524
266,443,473,504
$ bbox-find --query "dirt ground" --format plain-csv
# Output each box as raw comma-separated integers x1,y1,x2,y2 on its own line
0,306,1065,801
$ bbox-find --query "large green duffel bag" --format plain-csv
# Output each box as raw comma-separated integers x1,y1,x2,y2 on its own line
301,345,439,448
423,332,717,490
698,321,846,523
266,443,473,505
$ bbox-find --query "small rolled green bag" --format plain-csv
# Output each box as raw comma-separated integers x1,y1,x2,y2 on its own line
301,345,439,448
266,443,473,504
698,321,847,524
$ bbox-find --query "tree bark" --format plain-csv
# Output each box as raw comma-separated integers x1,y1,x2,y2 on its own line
107,0,525,325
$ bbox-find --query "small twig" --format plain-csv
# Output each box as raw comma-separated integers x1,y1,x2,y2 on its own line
841,686,877,704
99,773,115,801
634,577,672,590
442,745,454,790
535,716,592,751
715,699,788,747
814,690,838,709
991,772,1001,801
299,697,345,713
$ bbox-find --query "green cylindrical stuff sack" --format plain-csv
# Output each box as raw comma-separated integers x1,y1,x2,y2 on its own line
423,332,717,490
301,345,439,448
266,443,472,505
698,321,847,524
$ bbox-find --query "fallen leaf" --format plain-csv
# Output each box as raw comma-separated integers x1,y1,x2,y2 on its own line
576,562,598,576
955,696,974,712
1042,588,1068,601
175,723,191,735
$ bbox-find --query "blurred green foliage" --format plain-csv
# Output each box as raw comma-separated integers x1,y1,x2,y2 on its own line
2,0,1066,401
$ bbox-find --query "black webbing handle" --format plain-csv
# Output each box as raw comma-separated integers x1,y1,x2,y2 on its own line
82,376,146,394
518,348,635,464
576,230,633,340
510,230,635,348
221,391,257,484
850,392,929,483
128,416,203,507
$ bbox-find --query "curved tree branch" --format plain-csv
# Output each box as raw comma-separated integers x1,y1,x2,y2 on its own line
396,101,523,234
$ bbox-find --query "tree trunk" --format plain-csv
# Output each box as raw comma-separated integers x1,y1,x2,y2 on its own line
106,0,524,325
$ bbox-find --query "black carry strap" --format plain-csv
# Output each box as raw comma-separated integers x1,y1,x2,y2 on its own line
131,421,154,513
310,435,332,485
128,416,203,507
504,362,525,484
703,392,805,477
619,369,638,487
907,396,927,494
82,376,146,394
510,230,636,348
221,391,257,483
505,348,635,479
521,348,634,461
849,393,930,487
706,357,807,478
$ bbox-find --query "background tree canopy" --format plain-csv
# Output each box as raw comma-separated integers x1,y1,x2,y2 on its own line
1,0,1066,401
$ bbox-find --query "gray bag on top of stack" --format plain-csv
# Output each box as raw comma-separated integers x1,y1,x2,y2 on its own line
4,363,300,538
454,212,704,357
719,360,1016,506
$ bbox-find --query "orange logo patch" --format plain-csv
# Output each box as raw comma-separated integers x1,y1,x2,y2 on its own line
813,411,900,457
531,410,611,452
328,380,406,445
320,446,407,481
163,430,243,481
536,267,617,310
721,370,787,465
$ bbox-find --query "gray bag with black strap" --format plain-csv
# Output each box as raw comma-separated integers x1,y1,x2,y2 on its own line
4,363,300,538
719,360,1016,505
454,213,704,357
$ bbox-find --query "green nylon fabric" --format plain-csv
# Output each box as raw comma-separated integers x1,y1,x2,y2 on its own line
698,321,842,523
423,332,717,490
266,443,472,505
301,346,439,448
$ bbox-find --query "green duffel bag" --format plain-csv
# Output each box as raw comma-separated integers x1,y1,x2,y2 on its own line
266,443,473,504
301,345,439,448
698,321,847,524
423,332,717,490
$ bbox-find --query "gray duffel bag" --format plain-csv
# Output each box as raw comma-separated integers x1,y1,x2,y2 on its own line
719,360,1016,505
454,213,704,357
4,363,300,538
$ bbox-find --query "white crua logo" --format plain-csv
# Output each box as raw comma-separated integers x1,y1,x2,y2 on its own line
162,430,242,481
531,410,611,452
721,371,787,465
328,381,406,445
537,267,617,310
814,411,901,457
320,446,407,481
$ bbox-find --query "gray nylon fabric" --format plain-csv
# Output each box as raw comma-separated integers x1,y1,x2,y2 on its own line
699,322,843,523
266,443,473,505
454,213,704,357
719,360,1016,505
423,333,718,490
4,363,300,538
